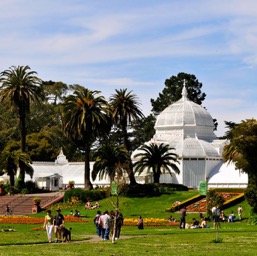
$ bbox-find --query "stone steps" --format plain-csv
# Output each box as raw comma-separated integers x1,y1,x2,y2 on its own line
0,192,64,215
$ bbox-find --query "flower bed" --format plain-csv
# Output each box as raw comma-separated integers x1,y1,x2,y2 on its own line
124,218,179,227
0,215,90,225
185,192,242,212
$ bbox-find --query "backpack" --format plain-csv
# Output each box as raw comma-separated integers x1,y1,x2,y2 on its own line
94,214,100,225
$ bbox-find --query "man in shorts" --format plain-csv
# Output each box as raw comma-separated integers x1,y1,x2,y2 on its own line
53,208,65,242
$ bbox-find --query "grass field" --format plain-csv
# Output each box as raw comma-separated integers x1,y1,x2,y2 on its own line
0,192,256,256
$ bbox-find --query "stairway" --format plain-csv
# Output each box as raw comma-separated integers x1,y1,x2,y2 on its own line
0,192,64,215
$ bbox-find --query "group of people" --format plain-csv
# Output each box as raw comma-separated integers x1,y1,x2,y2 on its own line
70,209,80,217
178,204,243,230
94,210,124,240
43,208,65,243
212,205,243,225
190,217,210,229
85,201,99,209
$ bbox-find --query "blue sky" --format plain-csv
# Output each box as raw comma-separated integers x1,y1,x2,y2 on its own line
1,0,257,137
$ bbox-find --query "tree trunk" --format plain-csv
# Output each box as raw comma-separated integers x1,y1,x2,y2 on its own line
153,168,160,183
17,108,26,188
127,160,137,185
122,124,137,185
84,143,93,190
9,173,15,187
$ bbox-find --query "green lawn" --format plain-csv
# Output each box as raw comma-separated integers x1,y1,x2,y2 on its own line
0,192,255,256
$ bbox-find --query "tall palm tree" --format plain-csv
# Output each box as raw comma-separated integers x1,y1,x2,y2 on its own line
0,65,44,187
92,144,130,182
109,89,144,185
133,143,180,183
62,86,110,189
0,150,33,187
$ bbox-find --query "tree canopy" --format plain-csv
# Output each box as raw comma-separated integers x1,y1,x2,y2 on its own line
92,144,130,182
0,65,44,187
150,72,206,115
222,119,257,213
62,86,110,189
109,88,144,185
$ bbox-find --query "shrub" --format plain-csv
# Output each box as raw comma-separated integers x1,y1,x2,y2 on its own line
33,198,41,203
248,208,257,225
120,183,188,197
21,188,29,194
245,185,257,212
206,190,225,216
63,188,108,203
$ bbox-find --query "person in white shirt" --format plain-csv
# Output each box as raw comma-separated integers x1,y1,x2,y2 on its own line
237,206,243,220
99,211,111,240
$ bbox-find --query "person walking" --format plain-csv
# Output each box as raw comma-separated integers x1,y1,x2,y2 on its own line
94,210,102,237
137,215,144,229
211,206,217,229
5,205,11,215
237,205,243,220
100,211,111,240
180,207,186,229
115,211,124,239
43,210,54,243
53,208,65,243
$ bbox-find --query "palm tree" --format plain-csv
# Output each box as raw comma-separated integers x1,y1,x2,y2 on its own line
133,143,180,183
92,144,130,182
0,65,44,187
62,86,109,189
109,89,144,184
0,150,33,187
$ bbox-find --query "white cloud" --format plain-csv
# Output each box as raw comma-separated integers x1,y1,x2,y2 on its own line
1,0,257,139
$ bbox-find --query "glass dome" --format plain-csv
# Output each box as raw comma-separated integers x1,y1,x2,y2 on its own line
155,94,214,129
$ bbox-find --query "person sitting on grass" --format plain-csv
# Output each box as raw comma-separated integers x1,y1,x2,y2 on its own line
74,209,80,217
168,215,176,222
191,218,200,229
228,211,235,222
200,218,210,228
85,201,92,209
91,201,100,209
220,210,226,222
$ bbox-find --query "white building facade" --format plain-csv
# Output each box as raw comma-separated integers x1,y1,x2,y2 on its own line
16,86,248,190
132,86,248,188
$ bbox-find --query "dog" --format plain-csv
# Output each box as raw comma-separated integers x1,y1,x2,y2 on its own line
59,226,72,242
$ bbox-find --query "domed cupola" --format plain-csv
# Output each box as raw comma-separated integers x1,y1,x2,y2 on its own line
154,85,216,143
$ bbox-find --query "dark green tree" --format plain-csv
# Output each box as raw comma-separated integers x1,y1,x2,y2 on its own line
109,88,144,185
151,72,206,115
62,86,110,189
133,143,180,183
130,114,156,151
222,119,257,214
0,99,19,152
0,65,44,187
0,150,33,187
42,80,68,105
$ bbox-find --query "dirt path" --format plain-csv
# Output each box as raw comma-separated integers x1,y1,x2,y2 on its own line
77,235,138,243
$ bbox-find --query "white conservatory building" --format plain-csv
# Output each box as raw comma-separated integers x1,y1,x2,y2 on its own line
15,86,247,190
132,86,248,189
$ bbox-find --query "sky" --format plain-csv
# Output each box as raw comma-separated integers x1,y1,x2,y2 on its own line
0,0,257,137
